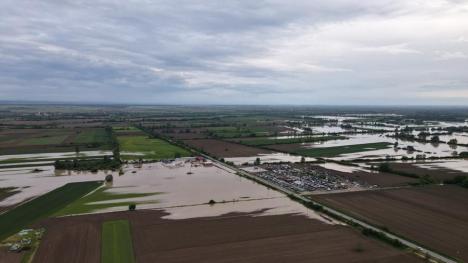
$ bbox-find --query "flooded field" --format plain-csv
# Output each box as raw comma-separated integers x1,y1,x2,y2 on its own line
300,133,468,160
0,166,106,207
0,160,329,222
317,163,367,173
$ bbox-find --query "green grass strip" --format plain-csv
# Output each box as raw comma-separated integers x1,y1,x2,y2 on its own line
55,187,158,216
0,181,102,240
118,135,191,160
101,220,135,263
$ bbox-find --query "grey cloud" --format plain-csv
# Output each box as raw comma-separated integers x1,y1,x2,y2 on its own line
0,0,468,104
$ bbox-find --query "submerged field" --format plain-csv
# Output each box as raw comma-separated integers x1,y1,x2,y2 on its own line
56,187,158,216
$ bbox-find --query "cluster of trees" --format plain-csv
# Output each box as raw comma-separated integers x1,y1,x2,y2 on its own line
54,156,120,171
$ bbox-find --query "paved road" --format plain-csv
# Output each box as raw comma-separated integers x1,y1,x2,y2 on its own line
203,154,458,263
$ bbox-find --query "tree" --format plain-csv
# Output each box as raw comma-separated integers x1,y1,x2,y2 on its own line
378,163,391,172
448,138,458,145
406,145,416,152
417,131,429,140
129,204,136,211
430,135,440,144
254,157,261,165
300,156,306,163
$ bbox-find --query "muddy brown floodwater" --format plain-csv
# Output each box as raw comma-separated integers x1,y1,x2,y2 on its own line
0,159,330,222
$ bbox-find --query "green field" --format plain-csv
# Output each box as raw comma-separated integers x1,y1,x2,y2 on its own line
0,181,102,240
294,142,392,158
101,220,135,263
73,129,111,145
236,135,346,146
118,135,191,160
56,187,158,216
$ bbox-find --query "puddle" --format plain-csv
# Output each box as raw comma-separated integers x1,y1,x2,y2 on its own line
317,163,367,173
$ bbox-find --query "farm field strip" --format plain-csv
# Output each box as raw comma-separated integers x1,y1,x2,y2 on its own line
312,186,468,262
0,181,102,240
229,135,347,146
101,220,135,263
182,139,272,158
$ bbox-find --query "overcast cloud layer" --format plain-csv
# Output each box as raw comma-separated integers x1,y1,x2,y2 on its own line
1,0,468,105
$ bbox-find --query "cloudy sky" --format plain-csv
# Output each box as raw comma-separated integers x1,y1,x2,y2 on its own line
1,0,468,105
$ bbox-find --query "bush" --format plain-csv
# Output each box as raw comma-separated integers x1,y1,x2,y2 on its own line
378,163,391,172
128,204,136,211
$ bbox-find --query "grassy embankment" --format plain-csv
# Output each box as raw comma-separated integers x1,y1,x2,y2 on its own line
101,220,135,263
294,142,392,158
0,181,102,240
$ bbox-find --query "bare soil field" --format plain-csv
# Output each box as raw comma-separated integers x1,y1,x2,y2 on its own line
312,185,468,262
183,139,273,157
387,162,466,181
33,210,420,263
0,247,22,263
33,216,102,263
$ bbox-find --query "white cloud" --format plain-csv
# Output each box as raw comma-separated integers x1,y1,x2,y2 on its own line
435,50,468,60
